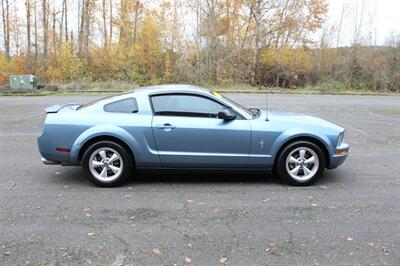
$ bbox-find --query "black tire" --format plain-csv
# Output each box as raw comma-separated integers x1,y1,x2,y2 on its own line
276,141,325,186
82,140,133,187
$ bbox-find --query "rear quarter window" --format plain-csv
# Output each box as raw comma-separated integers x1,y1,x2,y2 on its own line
103,98,138,113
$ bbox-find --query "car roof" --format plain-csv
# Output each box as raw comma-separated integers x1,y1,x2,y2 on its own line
82,84,212,108
132,84,212,95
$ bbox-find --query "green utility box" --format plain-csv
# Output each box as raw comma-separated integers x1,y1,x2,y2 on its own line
9,75,38,91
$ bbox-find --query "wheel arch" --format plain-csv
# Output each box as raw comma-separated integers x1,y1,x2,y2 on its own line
273,135,331,169
70,125,139,165
77,135,136,166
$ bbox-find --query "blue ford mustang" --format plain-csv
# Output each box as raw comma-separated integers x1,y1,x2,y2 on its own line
38,85,349,187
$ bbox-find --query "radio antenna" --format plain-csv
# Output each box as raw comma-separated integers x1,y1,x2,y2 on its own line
257,84,269,121
265,85,269,121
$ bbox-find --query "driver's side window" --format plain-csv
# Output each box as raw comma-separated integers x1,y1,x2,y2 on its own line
151,94,226,118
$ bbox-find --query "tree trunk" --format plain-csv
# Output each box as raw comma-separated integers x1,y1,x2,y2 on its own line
26,0,31,55
60,0,64,45
34,0,38,60
1,0,9,60
1,0,10,60
42,0,48,58
78,0,85,53
251,20,259,86
133,1,141,44
83,0,90,53
119,0,127,45
133,10,139,45
64,0,68,42
109,0,112,46
52,6,56,52
102,0,107,47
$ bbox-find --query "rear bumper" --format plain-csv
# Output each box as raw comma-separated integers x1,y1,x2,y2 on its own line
327,142,349,169
38,132,72,163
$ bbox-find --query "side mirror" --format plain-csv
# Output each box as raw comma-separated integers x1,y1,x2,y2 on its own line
218,109,236,121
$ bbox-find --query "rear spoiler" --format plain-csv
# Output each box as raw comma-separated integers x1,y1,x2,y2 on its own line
45,103,80,113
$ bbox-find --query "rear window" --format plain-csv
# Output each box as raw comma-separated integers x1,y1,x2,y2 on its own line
104,98,138,113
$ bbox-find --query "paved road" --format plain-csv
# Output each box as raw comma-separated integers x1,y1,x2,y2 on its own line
1,94,399,265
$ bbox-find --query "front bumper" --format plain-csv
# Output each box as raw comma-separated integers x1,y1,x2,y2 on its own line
327,142,349,169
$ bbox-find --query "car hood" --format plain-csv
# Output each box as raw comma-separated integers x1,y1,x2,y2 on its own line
258,110,344,132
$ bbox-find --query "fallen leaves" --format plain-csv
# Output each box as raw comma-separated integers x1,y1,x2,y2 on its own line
212,208,220,214
367,242,389,254
265,243,278,255
219,256,227,264
152,248,161,255
7,181,16,191
84,208,91,217
346,237,353,241
381,246,389,254
184,256,192,263
87,231,96,236
261,197,270,203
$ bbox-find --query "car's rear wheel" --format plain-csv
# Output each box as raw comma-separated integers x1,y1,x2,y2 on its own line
82,141,133,187
277,141,325,186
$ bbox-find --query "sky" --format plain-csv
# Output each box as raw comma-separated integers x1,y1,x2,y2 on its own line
1,0,400,50
325,0,400,46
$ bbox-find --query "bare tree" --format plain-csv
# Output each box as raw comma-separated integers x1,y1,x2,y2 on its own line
26,0,31,55
1,0,10,60
78,0,91,53
350,0,366,88
119,0,143,46
42,0,48,58
64,0,67,42
132,0,143,44
60,0,66,45
78,0,86,53
83,0,90,52
109,0,112,46
102,0,107,47
245,0,275,85
51,1,56,52
34,0,38,59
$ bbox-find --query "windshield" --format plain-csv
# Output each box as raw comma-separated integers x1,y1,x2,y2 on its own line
212,91,254,118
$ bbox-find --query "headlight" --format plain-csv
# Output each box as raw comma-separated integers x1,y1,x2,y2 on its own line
337,132,344,146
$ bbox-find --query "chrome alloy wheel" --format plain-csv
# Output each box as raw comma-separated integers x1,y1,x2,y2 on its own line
89,147,124,182
285,147,319,182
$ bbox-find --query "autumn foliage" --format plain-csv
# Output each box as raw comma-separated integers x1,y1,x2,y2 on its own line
0,0,399,91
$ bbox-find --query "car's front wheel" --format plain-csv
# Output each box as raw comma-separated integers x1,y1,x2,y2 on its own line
277,141,325,186
82,141,133,187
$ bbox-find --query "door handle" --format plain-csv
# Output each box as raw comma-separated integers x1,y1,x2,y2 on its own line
156,123,176,131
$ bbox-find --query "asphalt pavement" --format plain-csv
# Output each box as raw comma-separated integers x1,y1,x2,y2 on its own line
0,93,399,265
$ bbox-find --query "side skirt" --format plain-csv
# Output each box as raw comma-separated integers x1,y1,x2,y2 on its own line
136,167,272,174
